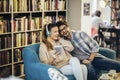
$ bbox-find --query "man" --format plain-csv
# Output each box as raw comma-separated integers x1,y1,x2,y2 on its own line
92,10,107,28
56,21,120,80
91,10,108,38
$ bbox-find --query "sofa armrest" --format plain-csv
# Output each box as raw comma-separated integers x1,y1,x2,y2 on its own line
25,62,56,80
99,47,116,59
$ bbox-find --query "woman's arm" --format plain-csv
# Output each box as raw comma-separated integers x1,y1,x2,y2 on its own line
39,43,56,65
59,38,74,52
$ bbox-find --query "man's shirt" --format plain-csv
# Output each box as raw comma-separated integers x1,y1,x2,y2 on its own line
71,30,105,60
92,16,107,28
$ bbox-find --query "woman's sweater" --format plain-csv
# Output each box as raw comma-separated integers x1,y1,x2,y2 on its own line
39,38,74,68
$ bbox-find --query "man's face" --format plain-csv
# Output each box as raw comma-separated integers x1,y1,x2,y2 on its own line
59,25,71,39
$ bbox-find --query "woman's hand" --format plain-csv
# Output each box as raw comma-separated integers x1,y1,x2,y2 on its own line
53,51,61,58
50,51,61,64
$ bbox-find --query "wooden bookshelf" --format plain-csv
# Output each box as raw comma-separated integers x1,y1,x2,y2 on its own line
98,0,120,57
0,0,67,78
110,0,120,56
111,0,120,27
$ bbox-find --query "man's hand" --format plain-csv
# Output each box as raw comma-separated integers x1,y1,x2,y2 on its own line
82,59,91,64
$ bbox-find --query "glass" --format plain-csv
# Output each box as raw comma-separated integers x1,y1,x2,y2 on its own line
108,69,117,80
59,26,67,33
99,73,109,80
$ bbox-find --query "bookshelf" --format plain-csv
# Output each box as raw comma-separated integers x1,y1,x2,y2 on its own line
98,0,120,57
0,0,67,78
111,0,120,27
110,0,120,57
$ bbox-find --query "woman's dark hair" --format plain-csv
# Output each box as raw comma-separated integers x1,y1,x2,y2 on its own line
42,23,57,51
95,10,101,17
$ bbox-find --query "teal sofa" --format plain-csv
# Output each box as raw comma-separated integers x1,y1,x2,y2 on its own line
22,43,116,80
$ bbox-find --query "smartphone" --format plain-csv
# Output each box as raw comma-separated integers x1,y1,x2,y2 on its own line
54,46,62,54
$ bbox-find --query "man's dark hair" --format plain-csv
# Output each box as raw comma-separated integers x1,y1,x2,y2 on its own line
56,21,68,29
56,21,68,34
95,10,101,17
56,21,69,39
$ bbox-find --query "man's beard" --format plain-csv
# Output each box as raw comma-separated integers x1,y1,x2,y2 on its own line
62,32,71,40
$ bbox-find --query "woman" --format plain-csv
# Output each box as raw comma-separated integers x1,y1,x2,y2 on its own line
39,23,87,80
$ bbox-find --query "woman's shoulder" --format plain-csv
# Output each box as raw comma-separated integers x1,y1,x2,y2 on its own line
40,42,47,48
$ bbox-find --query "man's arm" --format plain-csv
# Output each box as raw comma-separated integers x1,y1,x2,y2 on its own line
82,52,97,64
75,31,98,64
88,52,97,61
80,31,99,53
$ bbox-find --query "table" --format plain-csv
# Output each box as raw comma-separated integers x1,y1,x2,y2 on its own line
99,72,120,80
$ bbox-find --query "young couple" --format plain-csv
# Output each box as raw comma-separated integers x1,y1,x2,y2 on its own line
39,23,87,80
39,21,120,80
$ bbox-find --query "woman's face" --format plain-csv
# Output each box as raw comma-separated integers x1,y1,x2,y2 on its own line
50,26,59,41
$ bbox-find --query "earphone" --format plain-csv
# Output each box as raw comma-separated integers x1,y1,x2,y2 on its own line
46,24,51,36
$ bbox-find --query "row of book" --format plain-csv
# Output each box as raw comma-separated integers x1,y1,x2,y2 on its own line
0,19,11,34
13,0,43,12
0,32,41,49
27,31,41,44
0,15,65,33
0,0,66,12
0,66,12,78
14,31,40,47
44,15,66,24
0,64,24,77
14,0,66,12
31,0,42,11
13,16,42,32
0,0,10,12
0,50,11,66
111,0,120,9
0,35,11,49
0,48,23,66
44,0,66,11
14,64,24,76
13,0,28,12
13,15,65,32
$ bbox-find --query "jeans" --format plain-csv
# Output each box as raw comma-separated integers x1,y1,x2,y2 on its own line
60,57,87,80
86,64,98,80
81,57,120,80
92,57,120,72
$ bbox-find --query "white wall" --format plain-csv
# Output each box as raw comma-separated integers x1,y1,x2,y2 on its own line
67,0,92,35
80,0,91,35
67,0,81,30
97,0,111,24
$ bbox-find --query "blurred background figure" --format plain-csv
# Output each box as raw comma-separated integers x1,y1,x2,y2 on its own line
91,10,107,38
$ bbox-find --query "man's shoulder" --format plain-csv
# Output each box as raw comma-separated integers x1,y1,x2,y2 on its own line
71,30,86,35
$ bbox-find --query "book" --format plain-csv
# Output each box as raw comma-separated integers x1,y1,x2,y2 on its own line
0,66,12,78
54,45,62,53
0,51,11,65
14,49,22,62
